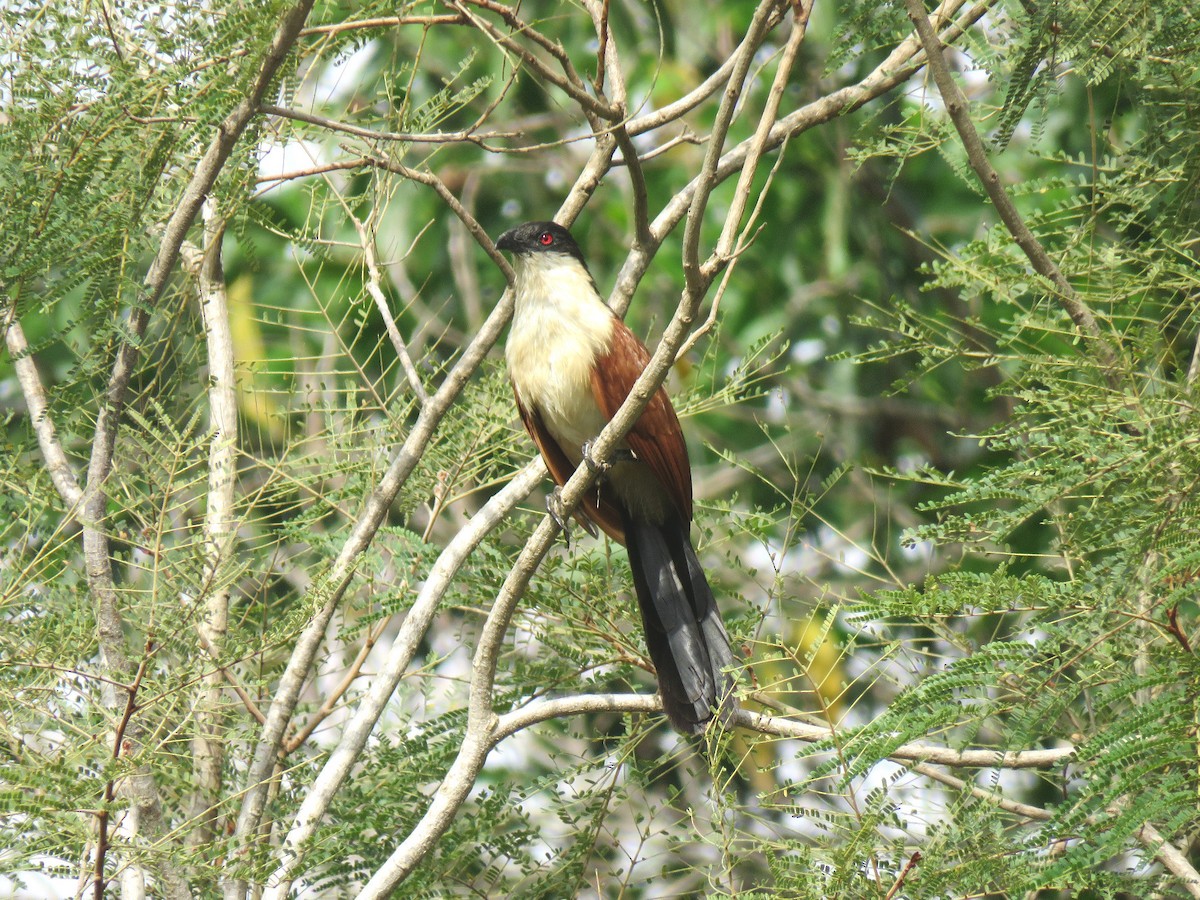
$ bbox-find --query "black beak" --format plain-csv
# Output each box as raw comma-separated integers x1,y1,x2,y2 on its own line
496,228,519,252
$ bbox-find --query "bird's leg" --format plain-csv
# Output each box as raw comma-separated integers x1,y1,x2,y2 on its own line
581,440,638,475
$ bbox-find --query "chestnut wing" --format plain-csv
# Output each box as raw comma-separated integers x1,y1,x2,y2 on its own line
588,318,693,522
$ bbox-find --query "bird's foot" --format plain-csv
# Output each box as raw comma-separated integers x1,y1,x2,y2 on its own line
546,487,574,549
581,441,637,475
546,487,596,549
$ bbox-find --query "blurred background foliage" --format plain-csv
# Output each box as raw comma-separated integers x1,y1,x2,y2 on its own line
4,0,1200,896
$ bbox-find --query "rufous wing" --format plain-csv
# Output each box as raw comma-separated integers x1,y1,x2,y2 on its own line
513,387,627,543
589,317,693,522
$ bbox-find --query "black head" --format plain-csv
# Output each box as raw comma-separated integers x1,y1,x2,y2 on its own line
496,221,587,267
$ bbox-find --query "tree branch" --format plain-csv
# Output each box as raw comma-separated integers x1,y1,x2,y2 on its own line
448,0,620,122
709,0,810,272
610,0,990,314
180,200,234,849
2,309,83,509
261,103,518,150
681,0,784,298
261,461,545,898
1138,822,1200,899
298,13,467,37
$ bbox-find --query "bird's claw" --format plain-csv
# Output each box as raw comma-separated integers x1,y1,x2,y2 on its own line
546,487,573,549
581,441,637,475
546,486,596,548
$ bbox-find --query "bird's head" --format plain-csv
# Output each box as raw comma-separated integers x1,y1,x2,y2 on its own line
496,221,588,270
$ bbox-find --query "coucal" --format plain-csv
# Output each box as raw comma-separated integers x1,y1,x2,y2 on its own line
497,220,736,734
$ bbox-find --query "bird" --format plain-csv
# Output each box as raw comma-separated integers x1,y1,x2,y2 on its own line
496,219,736,735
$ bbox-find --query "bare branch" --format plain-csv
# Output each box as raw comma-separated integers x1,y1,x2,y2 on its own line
283,615,388,753
253,157,371,188
351,209,430,404
95,648,150,900
180,200,235,849
261,103,518,149
681,0,784,298
913,764,1049,826
626,34,756,136
581,0,650,247
196,631,267,726
2,309,83,509
298,13,467,37
492,694,1073,770
609,0,988,313
360,154,514,280
261,461,546,898
1138,822,1200,899
448,0,619,122
710,0,810,271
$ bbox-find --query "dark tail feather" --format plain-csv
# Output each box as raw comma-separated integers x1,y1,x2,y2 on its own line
623,511,736,734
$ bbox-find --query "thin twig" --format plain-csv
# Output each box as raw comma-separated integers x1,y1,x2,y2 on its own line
261,103,518,149
352,210,430,404
709,0,810,273
298,13,467,36
902,0,1120,373
591,0,611,95
196,631,267,726
95,643,152,900
681,0,784,298
254,157,372,187
613,128,703,166
283,614,391,753
581,0,650,248
448,0,619,122
609,0,988,313
360,154,514,280
882,851,922,900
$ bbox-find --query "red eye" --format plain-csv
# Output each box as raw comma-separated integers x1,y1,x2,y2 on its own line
538,232,554,246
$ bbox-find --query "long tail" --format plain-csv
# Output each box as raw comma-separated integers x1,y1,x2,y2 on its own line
623,511,736,734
